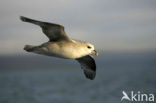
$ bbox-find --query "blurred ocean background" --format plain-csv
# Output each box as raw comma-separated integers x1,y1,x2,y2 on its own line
0,0,156,103
0,52,156,103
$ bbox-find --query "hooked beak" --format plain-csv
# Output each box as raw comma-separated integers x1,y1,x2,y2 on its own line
92,50,99,56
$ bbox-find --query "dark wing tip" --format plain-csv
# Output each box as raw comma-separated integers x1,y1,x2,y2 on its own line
76,55,96,80
20,16,27,22
84,70,96,80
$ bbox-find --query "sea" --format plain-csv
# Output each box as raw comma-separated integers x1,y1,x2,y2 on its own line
0,51,156,103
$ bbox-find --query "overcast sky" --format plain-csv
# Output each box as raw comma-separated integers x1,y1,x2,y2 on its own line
0,0,156,55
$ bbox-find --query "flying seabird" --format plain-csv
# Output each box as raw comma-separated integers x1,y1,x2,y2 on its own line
20,16,98,80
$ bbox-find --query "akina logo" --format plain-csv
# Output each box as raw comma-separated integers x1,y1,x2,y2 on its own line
121,91,155,102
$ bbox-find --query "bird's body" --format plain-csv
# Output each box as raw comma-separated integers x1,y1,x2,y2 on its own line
25,40,94,59
20,16,98,80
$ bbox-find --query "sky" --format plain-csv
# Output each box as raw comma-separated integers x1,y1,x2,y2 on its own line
0,0,156,55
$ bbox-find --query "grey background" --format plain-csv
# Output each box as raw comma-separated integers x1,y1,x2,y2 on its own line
0,0,156,55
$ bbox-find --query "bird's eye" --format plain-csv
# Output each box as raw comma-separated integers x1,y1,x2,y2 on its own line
87,46,91,49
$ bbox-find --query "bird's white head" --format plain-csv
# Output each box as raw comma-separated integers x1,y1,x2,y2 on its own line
83,42,98,56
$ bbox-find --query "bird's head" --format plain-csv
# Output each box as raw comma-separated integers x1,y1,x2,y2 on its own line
84,42,98,56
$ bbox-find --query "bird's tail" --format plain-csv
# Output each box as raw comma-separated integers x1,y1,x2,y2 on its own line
24,45,36,52
20,16,42,26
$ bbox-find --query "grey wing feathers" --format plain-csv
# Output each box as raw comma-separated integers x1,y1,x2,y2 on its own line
76,55,96,80
20,16,70,41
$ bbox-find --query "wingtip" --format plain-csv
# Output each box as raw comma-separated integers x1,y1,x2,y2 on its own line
89,77,95,80
20,16,26,22
85,76,95,80
84,71,96,80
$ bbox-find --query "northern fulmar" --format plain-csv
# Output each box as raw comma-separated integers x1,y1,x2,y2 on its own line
20,16,98,80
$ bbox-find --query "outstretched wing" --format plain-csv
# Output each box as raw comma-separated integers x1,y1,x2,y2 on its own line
20,16,70,41
76,55,96,80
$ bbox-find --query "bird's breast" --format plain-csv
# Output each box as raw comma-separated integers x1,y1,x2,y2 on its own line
44,42,86,59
